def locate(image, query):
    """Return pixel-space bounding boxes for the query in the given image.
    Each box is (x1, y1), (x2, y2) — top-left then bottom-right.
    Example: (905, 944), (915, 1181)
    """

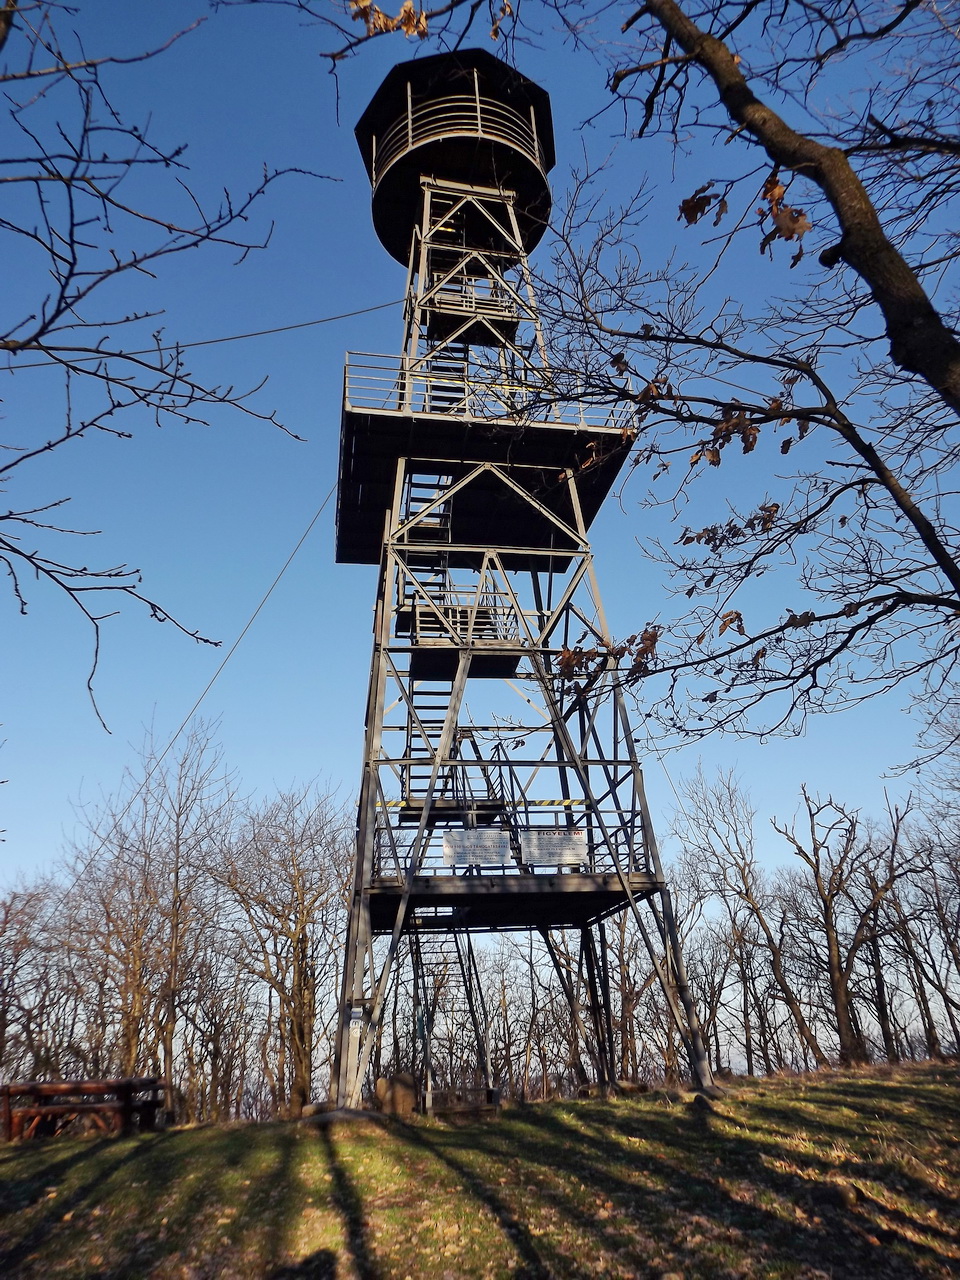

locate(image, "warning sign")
(519, 829), (586, 866)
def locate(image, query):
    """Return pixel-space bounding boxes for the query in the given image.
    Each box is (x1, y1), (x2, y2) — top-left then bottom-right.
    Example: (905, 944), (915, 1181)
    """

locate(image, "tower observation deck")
(334, 49), (712, 1110)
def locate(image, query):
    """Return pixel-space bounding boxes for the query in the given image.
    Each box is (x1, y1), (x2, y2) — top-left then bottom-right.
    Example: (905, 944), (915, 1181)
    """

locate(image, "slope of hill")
(0, 1062), (957, 1278)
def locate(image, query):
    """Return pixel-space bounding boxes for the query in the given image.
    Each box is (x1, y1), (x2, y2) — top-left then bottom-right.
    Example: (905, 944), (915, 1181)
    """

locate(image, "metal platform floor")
(369, 870), (662, 932)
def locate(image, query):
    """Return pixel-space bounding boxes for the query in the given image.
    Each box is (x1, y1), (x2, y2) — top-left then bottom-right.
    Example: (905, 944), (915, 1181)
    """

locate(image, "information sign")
(442, 830), (513, 866)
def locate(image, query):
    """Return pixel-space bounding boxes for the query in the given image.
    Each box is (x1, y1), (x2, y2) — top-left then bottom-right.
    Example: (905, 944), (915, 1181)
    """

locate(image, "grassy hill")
(0, 1061), (957, 1279)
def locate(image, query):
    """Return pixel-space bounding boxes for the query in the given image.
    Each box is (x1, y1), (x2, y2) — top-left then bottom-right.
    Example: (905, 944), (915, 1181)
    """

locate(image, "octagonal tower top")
(355, 48), (555, 264)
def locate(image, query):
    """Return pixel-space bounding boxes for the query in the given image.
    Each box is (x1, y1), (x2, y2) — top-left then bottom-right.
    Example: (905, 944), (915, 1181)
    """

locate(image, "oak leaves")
(759, 172), (812, 267)
(678, 171), (812, 267)
(350, 1), (428, 39)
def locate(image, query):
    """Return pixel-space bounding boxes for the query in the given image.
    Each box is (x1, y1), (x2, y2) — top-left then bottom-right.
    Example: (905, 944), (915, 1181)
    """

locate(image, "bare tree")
(884, 811), (960, 1055)
(773, 792), (919, 1065)
(2, 3), (311, 712)
(675, 769), (829, 1066)
(55, 724), (238, 1114)
(215, 788), (351, 1116)
(0, 884), (57, 1077)
(0, 730), (356, 1117)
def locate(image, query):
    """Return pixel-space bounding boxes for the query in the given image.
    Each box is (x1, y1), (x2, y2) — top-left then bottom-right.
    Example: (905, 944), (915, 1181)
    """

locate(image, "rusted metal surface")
(1, 1077), (162, 1141)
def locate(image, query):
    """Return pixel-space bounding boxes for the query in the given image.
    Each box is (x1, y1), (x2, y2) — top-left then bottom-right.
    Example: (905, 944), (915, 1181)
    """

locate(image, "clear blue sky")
(0, 2), (923, 883)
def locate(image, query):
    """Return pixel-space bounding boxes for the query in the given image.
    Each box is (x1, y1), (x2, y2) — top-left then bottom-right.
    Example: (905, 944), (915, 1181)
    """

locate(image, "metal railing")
(409, 594), (522, 645)
(372, 94), (546, 188)
(344, 352), (634, 434)
(426, 277), (521, 320)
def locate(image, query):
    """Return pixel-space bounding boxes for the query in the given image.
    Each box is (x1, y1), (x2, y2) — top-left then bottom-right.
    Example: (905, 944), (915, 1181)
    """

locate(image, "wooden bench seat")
(2, 1078), (162, 1141)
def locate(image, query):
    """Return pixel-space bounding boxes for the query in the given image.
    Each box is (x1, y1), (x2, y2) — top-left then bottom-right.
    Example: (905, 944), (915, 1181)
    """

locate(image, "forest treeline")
(1, 732), (957, 1119)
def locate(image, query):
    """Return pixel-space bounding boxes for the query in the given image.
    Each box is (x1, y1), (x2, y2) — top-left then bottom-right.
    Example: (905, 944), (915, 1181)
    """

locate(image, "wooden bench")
(425, 1086), (501, 1117)
(1, 1077), (162, 1142)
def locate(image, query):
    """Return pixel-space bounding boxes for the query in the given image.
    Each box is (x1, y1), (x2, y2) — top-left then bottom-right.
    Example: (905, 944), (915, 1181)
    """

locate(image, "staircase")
(404, 472), (453, 545)
(410, 930), (492, 1102)
(404, 679), (456, 807)
(426, 340), (469, 416)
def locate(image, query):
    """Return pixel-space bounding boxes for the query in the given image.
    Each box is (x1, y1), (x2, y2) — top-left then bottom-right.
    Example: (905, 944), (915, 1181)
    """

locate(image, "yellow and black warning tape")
(382, 797), (589, 807)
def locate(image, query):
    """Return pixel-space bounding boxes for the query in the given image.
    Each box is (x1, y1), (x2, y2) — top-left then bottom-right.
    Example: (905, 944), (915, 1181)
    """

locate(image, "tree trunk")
(739, 947), (754, 1077)
(869, 908), (898, 1063)
(826, 919), (867, 1066)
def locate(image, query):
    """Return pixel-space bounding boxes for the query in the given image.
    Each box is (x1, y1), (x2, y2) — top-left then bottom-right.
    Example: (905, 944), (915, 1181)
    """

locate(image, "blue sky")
(0, 3), (924, 883)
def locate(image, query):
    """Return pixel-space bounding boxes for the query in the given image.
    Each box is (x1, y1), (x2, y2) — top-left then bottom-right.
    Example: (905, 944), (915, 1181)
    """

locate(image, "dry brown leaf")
(759, 169), (813, 258)
(490, 1), (512, 39)
(678, 182), (717, 225)
(758, 502), (779, 531)
(351, 1), (427, 37)
(397, 0), (427, 36)
(772, 206), (812, 240)
(719, 610), (746, 636)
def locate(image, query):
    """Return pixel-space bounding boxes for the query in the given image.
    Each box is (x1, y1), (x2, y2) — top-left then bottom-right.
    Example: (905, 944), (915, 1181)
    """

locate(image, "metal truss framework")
(334, 173), (712, 1109)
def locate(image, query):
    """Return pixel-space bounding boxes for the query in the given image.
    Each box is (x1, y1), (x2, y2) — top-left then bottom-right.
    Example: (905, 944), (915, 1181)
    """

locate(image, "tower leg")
(582, 926), (614, 1094)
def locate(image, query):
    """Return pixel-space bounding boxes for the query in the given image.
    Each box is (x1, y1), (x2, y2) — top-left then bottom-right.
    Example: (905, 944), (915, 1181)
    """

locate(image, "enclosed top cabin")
(355, 48), (555, 265)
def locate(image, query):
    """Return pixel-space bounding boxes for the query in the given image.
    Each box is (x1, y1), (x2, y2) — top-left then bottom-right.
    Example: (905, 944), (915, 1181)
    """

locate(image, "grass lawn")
(0, 1061), (957, 1278)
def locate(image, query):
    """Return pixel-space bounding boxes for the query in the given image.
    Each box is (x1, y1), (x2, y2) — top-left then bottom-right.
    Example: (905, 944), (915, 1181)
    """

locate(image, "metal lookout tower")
(334, 49), (712, 1109)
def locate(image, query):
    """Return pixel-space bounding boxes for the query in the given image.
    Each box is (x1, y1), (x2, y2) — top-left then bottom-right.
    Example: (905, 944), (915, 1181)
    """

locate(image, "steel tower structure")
(334, 49), (712, 1109)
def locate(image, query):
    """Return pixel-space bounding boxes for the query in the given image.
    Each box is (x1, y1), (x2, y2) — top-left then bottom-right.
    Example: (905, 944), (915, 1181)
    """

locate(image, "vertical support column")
(334, 470), (404, 1108)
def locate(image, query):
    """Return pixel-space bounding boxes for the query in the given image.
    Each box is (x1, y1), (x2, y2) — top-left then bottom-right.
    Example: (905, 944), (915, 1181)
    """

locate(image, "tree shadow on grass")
(269, 1248), (338, 1278)
(0, 1136), (115, 1214)
(802, 1072), (960, 1125)
(383, 1096), (955, 1279)
(728, 1092), (960, 1217)
(316, 1124), (382, 1280)
(0, 1124), (313, 1279)
(393, 1117), (552, 1280)
(0, 1136), (172, 1274)
(500, 1100), (960, 1279)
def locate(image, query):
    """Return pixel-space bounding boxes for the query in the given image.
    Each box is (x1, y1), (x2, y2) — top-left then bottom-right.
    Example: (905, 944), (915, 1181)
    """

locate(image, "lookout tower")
(334, 49), (712, 1109)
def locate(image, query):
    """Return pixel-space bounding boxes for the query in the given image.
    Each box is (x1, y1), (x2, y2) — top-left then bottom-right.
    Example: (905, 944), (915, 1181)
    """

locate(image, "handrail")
(373, 93), (547, 187)
(411, 600), (522, 643)
(344, 352), (635, 435)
